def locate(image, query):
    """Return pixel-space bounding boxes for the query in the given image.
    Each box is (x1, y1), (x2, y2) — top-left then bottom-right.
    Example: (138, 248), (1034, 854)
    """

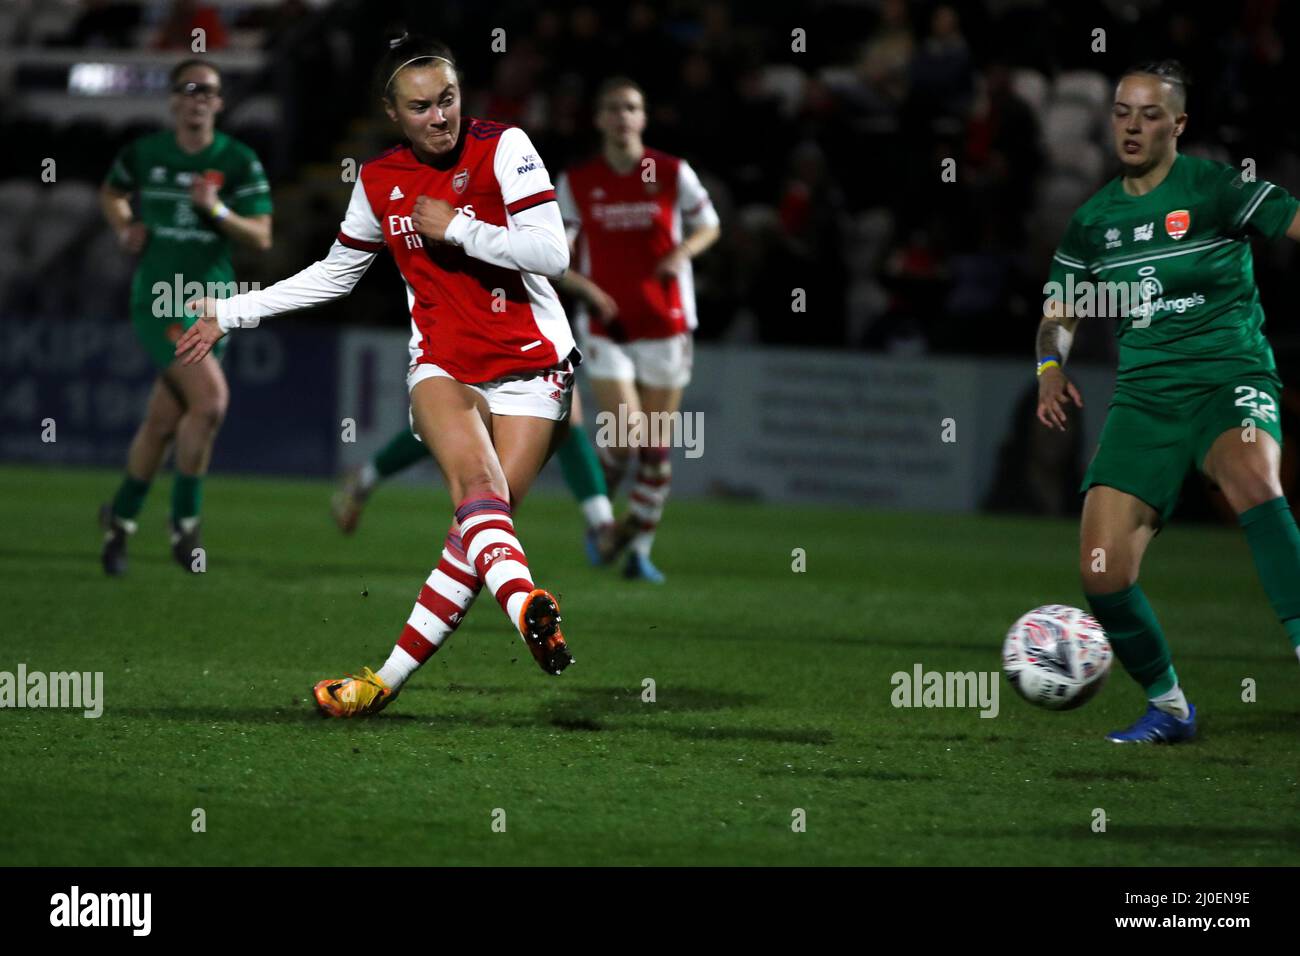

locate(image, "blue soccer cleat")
(585, 523), (615, 566)
(1106, 703), (1197, 744)
(622, 550), (665, 584)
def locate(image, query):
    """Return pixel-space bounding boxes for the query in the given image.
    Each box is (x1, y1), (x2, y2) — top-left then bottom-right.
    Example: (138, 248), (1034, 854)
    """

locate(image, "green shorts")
(130, 306), (228, 370)
(1080, 375), (1284, 524)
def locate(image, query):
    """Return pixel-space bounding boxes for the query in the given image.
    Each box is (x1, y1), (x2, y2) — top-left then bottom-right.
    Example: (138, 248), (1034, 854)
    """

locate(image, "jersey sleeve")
(104, 141), (136, 193)
(1046, 214), (1093, 308)
(213, 175), (381, 330)
(1219, 171), (1300, 240)
(336, 172), (385, 252)
(214, 240), (379, 330)
(494, 126), (558, 216)
(439, 125), (568, 276)
(226, 147), (273, 216)
(555, 171), (581, 244)
(677, 160), (720, 230)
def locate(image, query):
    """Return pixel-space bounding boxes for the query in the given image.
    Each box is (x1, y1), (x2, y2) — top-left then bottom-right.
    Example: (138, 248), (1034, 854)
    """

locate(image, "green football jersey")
(1048, 153), (1298, 399)
(105, 129), (272, 315)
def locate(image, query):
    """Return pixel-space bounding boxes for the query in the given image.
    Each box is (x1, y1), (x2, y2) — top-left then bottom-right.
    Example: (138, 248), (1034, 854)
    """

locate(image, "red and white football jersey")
(340, 118), (575, 384)
(557, 149), (717, 342)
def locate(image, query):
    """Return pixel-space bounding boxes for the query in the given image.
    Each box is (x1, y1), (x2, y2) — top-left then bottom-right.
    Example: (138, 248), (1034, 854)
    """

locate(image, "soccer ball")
(1003, 605), (1112, 710)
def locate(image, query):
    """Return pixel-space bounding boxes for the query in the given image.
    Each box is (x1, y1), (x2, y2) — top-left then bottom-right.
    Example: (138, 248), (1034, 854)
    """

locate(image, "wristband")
(209, 201), (231, 221)
(1036, 357), (1061, 377)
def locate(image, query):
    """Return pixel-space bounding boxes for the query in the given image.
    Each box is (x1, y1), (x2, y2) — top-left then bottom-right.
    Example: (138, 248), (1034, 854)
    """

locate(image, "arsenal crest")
(453, 168), (469, 194)
(1164, 209), (1190, 240)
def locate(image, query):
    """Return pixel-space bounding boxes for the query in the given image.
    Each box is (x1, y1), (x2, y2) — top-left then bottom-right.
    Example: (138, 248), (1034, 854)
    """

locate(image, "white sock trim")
(377, 645), (421, 691)
(1150, 684), (1190, 720)
(581, 495), (614, 529)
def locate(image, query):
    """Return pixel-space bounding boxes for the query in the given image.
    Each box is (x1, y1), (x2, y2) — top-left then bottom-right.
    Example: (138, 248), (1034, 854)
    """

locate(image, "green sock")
(171, 472), (203, 523)
(556, 425), (608, 502)
(1239, 497), (1300, 650)
(111, 475), (151, 520)
(374, 428), (428, 479)
(1085, 584), (1178, 696)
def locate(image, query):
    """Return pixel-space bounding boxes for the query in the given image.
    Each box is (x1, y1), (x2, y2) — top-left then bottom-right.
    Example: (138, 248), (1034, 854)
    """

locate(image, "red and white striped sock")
(599, 445), (631, 497)
(628, 446), (671, 556)
(456, 494), (535, 633)
(377, 525), (481, 690)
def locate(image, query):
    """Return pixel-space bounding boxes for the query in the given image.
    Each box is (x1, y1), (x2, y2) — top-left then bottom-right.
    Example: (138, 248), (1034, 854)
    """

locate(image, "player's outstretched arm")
(1035, 299), (1084, 432)
(195, 237), (379, 339)
(188, 175), (384, 342)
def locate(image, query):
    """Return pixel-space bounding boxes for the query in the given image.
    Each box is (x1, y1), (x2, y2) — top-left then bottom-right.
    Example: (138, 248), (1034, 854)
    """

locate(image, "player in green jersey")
(98, 59), (273, 576)
(1037, 60), (1300, 743)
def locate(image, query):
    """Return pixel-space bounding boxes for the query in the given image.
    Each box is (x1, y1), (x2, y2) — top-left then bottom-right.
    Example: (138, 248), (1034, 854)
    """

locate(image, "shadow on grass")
(105, 705), (421, 725)
(758, 766), (939, 782)
(1050, 767), (1160, 783)
(1204, 711), (1300, 735)
(105, 682), (837, 747)
(536, 685), (837, 744)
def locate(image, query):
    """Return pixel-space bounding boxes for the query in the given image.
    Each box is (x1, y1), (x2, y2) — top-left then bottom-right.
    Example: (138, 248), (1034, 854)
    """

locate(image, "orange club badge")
(1165, 209), (1190, 239)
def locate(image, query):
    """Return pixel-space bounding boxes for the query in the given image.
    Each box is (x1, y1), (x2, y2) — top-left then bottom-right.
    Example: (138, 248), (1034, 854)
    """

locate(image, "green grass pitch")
(1, 464), (1297, 866)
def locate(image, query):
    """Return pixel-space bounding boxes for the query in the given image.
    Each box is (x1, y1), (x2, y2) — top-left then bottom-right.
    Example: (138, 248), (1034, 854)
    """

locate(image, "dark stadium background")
(2, 0), (1298, 521)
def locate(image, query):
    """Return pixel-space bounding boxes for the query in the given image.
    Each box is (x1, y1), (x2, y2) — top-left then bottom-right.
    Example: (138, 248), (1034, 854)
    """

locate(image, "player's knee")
(142, 414), (175, 444)
(1219, 465), (1282, 511)
(453, 468), (506, 503)
(195, 399), (227, 433)
(1079, 546), (1136, 592)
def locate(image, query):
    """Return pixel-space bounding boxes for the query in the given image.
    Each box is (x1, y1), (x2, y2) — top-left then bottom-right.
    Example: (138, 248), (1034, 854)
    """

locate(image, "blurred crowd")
(1, 0), (1298, 359)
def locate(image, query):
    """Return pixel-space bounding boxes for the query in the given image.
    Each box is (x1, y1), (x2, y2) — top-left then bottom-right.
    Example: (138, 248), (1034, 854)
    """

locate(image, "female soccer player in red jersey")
(177, 34), (577, 716)
(555, 77), (721, 582)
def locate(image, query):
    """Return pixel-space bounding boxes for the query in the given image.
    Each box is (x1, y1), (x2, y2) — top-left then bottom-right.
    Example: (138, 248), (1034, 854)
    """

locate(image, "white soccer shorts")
(584, 333), (693, 389)
(407, 360), (575, 434)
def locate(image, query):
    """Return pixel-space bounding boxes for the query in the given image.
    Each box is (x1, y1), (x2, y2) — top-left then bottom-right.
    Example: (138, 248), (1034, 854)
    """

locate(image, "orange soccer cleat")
(312, 666), (395, 717)
(518, 589), (573, 676)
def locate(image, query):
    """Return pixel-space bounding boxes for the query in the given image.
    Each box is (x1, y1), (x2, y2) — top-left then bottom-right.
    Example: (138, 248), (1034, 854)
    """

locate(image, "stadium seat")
(1010, 68), (1050, 113)
(1042, 102), (1105, 178)
(760, 64), (808, 119)
(0, 178), (41, 220)
(1039, 171), (1093, 214)
(1054, 70), (1111, 109)
(0, 3), (20, 47)
(27, 3), (80, 45)
(1052, 139), (1105, 183)
(227, 94), (281, 128)
(1043, 101), (1097, 145)
(29, 182), (99, 274)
